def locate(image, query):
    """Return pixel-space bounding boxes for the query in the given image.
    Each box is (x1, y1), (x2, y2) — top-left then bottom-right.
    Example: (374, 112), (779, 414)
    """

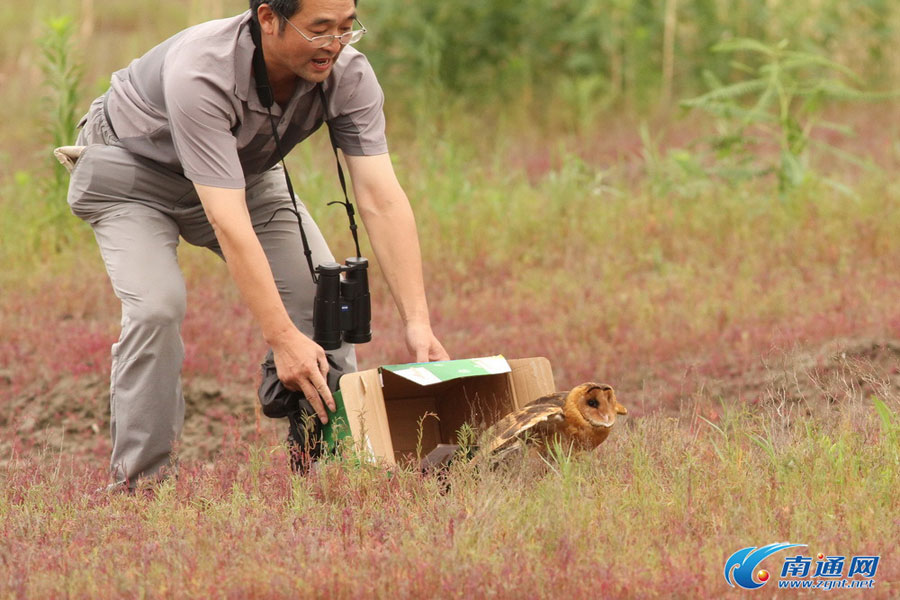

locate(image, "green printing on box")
(380, 355), (511, 385)
(321, 389), (353, 451)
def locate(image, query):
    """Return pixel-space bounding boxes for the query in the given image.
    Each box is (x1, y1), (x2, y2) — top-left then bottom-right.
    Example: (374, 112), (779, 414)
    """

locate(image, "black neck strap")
(317, 85), (363, 259)
(249, 17), (362, 282)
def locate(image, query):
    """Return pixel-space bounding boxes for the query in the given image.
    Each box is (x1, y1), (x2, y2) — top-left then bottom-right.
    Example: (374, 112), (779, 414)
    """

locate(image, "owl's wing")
(475, 392), (568, 459)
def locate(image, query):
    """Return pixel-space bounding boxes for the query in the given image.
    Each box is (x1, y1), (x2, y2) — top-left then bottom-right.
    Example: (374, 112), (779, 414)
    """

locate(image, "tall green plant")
(681, 38), (892, 191)
(37, 15), (83, 251)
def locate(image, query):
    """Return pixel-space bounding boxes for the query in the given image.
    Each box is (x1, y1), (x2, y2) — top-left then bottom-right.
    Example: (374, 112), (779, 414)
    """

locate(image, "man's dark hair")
(250, 0), (303, 31)
(249, 0), (359, 23)
(250, 0), (301, 21)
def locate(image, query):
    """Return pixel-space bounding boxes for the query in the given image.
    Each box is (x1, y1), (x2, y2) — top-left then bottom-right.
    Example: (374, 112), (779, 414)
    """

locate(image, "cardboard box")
(323, 356), (555, 465)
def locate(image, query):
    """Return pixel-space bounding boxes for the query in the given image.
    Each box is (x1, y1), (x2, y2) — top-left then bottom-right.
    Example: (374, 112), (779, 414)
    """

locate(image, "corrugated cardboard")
(323, 356), (555, 465)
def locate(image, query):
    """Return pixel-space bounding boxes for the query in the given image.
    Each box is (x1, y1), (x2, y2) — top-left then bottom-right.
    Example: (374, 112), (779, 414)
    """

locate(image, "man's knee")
(122, 284), (187, 328)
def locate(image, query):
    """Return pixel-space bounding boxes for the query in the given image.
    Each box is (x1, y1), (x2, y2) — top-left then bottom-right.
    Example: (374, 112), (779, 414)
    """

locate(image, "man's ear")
(256, 3), (280, 36)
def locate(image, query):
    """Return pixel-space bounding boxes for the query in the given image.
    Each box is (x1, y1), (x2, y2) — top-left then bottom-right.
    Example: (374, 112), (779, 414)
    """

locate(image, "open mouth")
(588, 418), (614, 429)
(310, 57), (332, 71)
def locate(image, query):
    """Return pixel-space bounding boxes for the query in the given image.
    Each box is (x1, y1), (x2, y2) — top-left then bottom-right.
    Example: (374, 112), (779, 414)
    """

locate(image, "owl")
(474, 383), (626, 464)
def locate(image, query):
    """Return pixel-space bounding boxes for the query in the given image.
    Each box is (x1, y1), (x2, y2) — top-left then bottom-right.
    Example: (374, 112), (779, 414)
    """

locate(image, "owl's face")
(574, 383), (626, 429)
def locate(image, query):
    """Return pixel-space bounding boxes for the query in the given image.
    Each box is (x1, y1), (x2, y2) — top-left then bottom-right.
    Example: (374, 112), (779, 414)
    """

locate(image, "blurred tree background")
(363, 0), (897, 116)
(2, 0), (898, 258)
(2, 0), (898, 145)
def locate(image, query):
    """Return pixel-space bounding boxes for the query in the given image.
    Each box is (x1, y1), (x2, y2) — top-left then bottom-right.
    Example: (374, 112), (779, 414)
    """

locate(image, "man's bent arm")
(193, 183), (335, 422)
(343, 154), (449, 362)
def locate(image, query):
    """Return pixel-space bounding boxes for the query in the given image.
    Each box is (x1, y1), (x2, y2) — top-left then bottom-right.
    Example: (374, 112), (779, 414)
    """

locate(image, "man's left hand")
(405, 321), (450, 363)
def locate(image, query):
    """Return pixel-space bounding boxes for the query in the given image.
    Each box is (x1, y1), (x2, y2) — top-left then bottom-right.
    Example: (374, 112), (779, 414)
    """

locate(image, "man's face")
(267, 0), (357, 83)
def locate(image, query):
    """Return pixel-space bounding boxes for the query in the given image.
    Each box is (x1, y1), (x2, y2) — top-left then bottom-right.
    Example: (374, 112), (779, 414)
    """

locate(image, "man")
(67, 0), (449, 489)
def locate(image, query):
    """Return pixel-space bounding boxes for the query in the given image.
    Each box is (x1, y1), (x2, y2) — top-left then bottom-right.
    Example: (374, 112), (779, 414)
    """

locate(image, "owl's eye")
(587, 398), (599, 408)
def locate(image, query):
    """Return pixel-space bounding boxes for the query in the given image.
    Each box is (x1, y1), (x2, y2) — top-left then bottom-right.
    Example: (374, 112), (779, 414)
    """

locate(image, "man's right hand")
(272, 329), (335, 424)
(194, 183), (336, 424)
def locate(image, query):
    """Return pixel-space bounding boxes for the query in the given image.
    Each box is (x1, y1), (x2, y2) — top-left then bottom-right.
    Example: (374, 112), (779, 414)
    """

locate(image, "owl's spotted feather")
(475, 383), (626, 463)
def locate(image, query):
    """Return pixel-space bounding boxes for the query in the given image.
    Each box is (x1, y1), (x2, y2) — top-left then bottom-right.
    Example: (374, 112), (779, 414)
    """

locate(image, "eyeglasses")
(278, 12), (367, 49)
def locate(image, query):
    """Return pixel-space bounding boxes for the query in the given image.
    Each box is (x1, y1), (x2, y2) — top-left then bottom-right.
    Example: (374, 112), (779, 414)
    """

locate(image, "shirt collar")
(235, 11), (317, 115)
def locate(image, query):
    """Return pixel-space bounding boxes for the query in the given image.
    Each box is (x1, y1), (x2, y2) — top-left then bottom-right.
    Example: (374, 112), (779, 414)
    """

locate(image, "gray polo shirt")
(106, 10), (387, 189)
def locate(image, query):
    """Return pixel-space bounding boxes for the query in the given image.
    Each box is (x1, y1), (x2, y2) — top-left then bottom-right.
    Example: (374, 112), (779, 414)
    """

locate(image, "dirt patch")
(1, 373), (286, 466)
(3, 337), (899, 463)
(702, 338), (900, 407)
(581, 337), (900, 420)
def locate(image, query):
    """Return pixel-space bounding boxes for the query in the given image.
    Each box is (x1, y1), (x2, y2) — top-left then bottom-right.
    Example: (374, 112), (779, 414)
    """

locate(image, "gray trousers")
(68, 96), (356, 486)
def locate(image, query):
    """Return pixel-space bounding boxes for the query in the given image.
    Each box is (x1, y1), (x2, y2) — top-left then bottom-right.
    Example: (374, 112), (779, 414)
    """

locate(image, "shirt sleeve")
(163, 41), (245, 189)
(327, 51), (389, 156)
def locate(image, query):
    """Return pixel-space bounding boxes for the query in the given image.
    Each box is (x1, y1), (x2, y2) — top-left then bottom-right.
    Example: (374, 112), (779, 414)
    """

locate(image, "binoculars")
(313, 257), (372, 350)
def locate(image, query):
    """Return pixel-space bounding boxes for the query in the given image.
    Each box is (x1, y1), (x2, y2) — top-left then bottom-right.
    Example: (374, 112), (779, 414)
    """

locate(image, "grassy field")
(2, 0), (900, 597)
(2, 392), (898, 598)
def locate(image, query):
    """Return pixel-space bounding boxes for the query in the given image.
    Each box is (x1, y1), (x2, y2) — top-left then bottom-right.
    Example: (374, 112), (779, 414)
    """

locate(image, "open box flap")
(379, 355), (511, 387)
(507, 357), (555, 407)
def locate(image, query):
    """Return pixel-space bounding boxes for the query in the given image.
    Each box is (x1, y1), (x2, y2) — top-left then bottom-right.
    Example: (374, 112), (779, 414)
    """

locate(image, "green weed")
(37, 15), (84, 249)
(682, 37), (896, 191)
